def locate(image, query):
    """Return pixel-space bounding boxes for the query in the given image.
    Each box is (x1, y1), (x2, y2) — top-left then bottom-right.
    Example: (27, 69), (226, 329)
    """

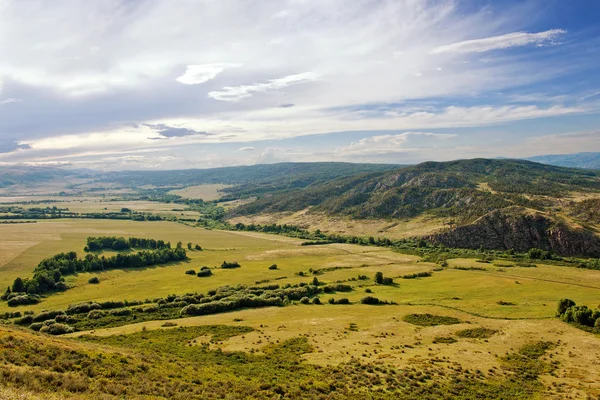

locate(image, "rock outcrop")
(427, 207), (600, 257)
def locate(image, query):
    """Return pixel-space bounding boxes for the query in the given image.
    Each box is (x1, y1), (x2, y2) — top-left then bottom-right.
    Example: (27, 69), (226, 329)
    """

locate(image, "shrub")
(33, 310), (65, 323)
(67, 302), (101, 315)
(360, 296), (382, 305)
(382, 277), (394, 285)
(40, 323), (74, 335)
(221, 261), (240, 269)
(98, 300), (125, 309)
(194, 244), (202, 251)
(336, 298), (350, 305)
(402, 314), (462, 326)
(365, 288), (372, 293)
(162, 321), (178, 327)
(312, 297), (321, 305)
(29, 322), (44, 331)
(433, 336), (457, 344)
(15, 315), (34, 325)
(7, 294), (40, 307)
(328, 298), (335, 304)
(456, 327), (497, 339)
(109, 308), (132, 316)
(269, 264), (278, 270)
(197, 269), (213, 277)
(300, 297), (310, 304)
(88, 277), (100, 284)
(402, 272), (432, 279)
(87, 310), (106, 319)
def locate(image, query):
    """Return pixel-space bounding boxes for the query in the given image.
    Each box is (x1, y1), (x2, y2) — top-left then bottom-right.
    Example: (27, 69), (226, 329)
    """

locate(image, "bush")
(328, 298), (335, 304)
(67, 302), (101, 315)
(433, 336), (457, 344)
(382, 277), (394, 285)
(33, 310), (65, 323)
(402, 313), (462, 326)
(197, 269), (213, 277)
(269, 264), (278, 270)
(87, 310), (106, 319)
(15, 315), (34, 325)
(194, 244), (202, 251)
(221, 261), (241, 269)
(29, 322), (44, 331)
(300, 297), (310, 304)
(185, 270), (196, 275)
(40, 323), (74, 335)
(365, 288), (372, 293)
(312, 297), (321, 305)
(402, 272), (432, 279)
(109, 308), (132, 316)
(88, 277), (100, 284)
(456, 327), (497, 339)
(7, 294), (40, 307)
(360, 296), (382, 305)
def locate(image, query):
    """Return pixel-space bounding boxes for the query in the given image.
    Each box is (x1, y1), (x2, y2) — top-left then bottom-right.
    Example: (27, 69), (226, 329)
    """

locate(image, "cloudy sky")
(1, 0), (599, 170)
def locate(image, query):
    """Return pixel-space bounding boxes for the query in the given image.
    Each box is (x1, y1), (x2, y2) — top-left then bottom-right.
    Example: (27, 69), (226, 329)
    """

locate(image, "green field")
(1, 217), (600, 398)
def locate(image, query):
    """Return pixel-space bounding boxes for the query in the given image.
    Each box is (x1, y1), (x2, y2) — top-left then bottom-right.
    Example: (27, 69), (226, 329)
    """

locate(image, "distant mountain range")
(526, 152), (600, 170)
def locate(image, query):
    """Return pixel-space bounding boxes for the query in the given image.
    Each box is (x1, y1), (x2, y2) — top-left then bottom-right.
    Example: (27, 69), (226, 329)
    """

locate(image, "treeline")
(85, 236), (171, 251)
(556, 299), (600, 331)
(5, 247), (187, 304)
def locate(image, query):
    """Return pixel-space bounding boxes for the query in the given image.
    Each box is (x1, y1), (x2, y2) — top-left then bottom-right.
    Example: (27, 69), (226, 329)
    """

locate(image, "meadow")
(1, 215), (600, 398)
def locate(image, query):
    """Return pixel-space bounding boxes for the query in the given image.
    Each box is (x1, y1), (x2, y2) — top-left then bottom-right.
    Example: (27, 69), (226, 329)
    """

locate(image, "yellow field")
(168, 184), (231, 200)
(1, 216), (599, 398)
(228, 209), (448, 239)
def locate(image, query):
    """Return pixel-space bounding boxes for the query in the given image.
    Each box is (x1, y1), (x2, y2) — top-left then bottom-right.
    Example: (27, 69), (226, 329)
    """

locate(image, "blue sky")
(0, 0), (599, 169)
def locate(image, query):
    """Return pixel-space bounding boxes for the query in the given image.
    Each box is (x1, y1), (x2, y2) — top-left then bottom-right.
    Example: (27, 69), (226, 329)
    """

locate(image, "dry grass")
(168, 184), (230, 200)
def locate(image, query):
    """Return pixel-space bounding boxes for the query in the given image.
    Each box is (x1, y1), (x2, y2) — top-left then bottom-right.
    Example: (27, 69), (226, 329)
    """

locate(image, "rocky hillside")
(427, 207), (600, 257)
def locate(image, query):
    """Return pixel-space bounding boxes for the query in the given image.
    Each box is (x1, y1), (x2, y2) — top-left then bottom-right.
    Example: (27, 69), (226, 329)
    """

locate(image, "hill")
(227, 159), (600, 256)
(527, 152), (600, 170)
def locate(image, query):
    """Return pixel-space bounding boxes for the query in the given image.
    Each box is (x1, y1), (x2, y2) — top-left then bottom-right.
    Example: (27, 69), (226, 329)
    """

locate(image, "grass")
(168, 184), (230, 200)
(2, 212), (600, 397)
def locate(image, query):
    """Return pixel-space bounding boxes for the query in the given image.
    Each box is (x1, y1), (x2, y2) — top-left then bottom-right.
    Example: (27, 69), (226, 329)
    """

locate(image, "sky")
(1, 0), (600, 170)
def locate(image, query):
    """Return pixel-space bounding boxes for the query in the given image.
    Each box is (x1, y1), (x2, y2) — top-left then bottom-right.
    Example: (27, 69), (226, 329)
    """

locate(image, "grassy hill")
(227, 159), (600, 256)
(230, 159), (600, 221)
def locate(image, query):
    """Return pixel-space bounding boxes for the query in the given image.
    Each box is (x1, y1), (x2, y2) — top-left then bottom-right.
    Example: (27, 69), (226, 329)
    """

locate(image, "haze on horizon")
(1, 0), (599, 171)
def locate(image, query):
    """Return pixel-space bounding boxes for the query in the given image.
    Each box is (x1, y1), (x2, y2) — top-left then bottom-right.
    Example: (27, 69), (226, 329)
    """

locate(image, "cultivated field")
(168, 184), (231, 201)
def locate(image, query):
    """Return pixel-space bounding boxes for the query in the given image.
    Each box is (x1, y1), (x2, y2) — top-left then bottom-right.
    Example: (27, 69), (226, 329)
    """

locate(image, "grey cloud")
(144, 124), (211, 139)
(279, 103), (295, 108)
(0, 142), (31, 154)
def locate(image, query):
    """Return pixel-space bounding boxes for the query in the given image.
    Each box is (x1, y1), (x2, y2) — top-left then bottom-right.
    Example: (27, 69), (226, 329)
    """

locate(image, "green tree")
(187, 242), (193, 250)
(312, 277), (319, 286)
(374, 272), (384, 284)
(12, 277), (25, 293)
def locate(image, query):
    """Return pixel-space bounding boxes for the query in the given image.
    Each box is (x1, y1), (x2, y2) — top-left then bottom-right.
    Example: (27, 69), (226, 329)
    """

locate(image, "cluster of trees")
(221, 261), (241, 269)
(374, 272), (394, 285)
(557, 299), (600, 329)
(85, 236), (171, 251)
(7, 246), (187, 300)
(402, 272), (432, 279)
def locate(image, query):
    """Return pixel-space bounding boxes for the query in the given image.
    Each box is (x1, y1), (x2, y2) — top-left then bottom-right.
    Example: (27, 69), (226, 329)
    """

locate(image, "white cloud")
(176, 63), (242, 85)
(336, 132), (456, 156)
(208, 72), (319, 102)
(239, 146), (255, 151)
(0, 98), (21, 104)
(430, 29), (566, 54)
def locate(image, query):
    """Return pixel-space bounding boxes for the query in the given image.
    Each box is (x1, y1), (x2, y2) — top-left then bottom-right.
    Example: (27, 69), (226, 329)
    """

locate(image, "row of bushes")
(557, 299), (600, 329)
(402, 272), (433, 279)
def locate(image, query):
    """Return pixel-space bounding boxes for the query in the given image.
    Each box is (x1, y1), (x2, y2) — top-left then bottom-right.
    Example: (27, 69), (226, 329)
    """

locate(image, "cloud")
(144, 124), (211, 139)
(175, 63), (242, 85)
(336, 132), (457, 156)
(208, 72), (319, 102)
(279, 103), (295, 108)
(0, 98), (22, 105)
(0, 142), (31, 153)
(239, 147), (255, 151)
(430, 29), (566, 54)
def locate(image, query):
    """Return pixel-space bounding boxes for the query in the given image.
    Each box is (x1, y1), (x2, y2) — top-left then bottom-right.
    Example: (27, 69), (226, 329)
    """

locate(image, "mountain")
(99, 162), (402, 196)
(526, 152), (600, 170)
(230, 159), (600, 221)
(227, 159), (600, 256)
(0, 166), (96, 188)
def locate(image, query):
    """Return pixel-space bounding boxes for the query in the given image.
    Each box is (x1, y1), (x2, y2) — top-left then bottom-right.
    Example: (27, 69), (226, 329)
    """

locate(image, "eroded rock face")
(427, 208), (600, 257)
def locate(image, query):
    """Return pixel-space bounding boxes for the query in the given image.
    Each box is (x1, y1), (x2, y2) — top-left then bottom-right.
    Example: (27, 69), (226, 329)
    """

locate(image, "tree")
(312, 277), (320, 286)
(194, 244), (202, 251)
(374, 272), (384, 285)
(12, 277), (25, 293)
(187, 242), (192, 250)
(557, 298), (576, 316)
(176, 241), (183, 249)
